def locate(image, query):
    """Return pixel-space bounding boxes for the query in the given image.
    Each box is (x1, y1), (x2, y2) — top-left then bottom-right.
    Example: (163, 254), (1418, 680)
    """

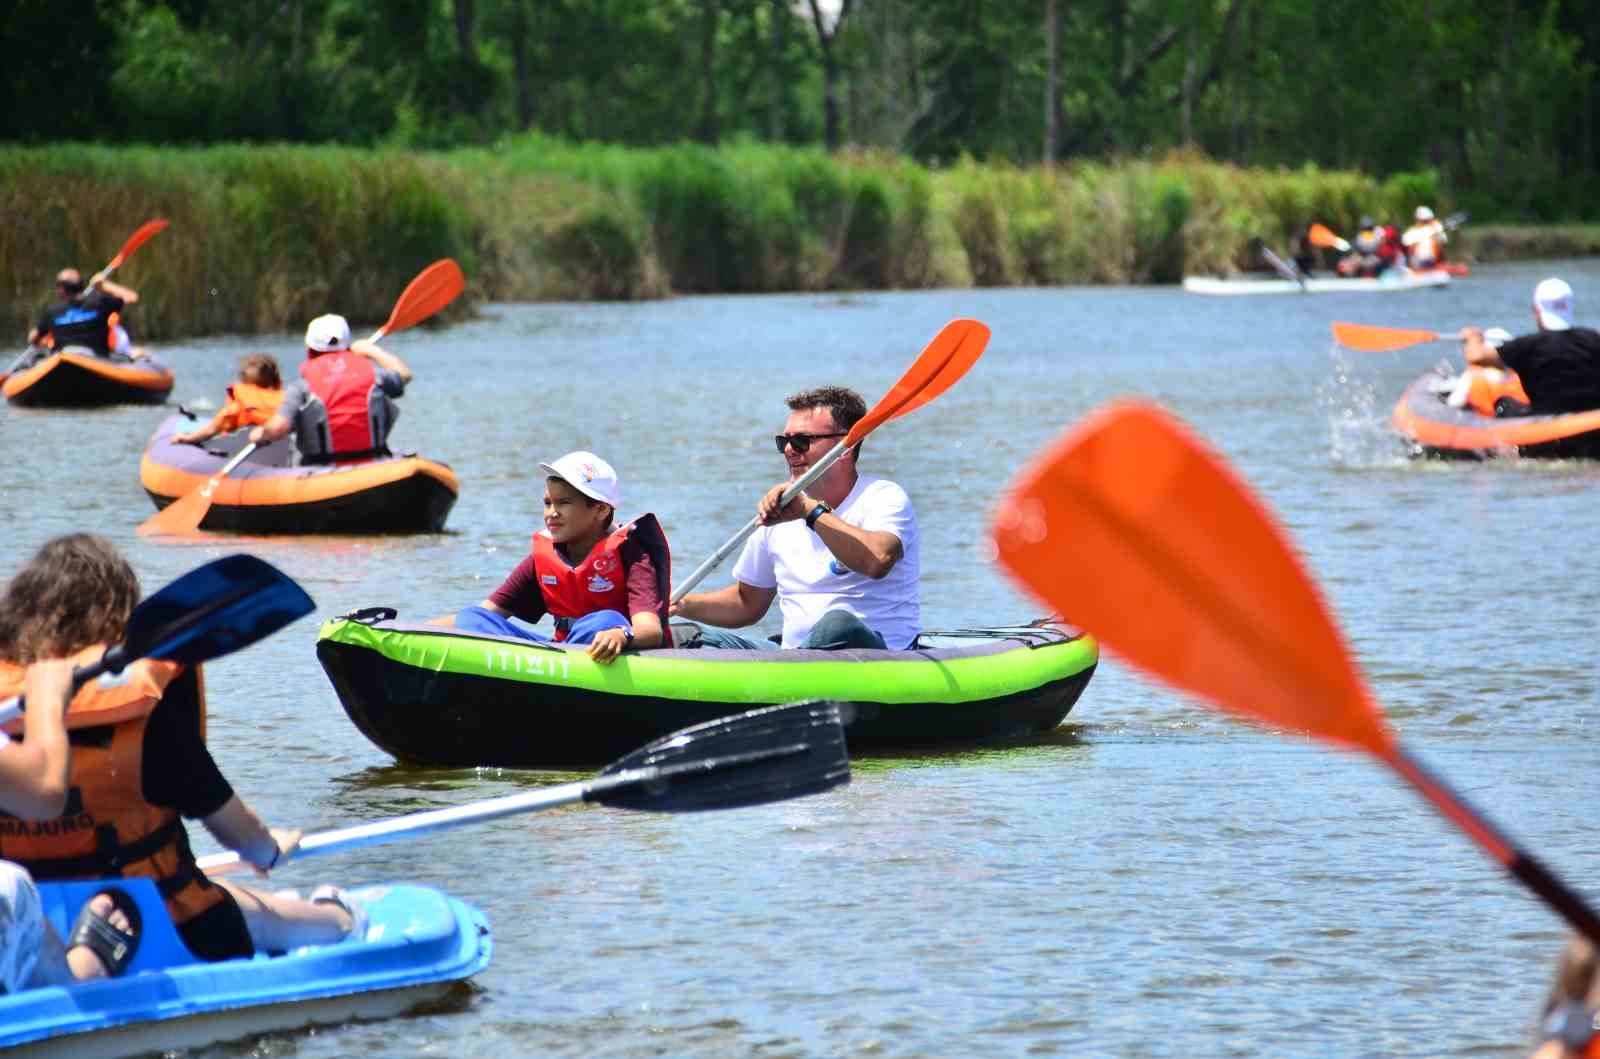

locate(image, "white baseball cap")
(1415, 206), (1435, 221)
(1533, 278), (1574, 331)
(1483, 327), (1512, 348)
(539, 451), (620, 508)
(305, 313), (352, 352)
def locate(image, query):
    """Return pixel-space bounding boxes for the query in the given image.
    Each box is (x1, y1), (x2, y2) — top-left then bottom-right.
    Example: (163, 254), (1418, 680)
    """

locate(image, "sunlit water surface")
(2, 259), (1598, 1057)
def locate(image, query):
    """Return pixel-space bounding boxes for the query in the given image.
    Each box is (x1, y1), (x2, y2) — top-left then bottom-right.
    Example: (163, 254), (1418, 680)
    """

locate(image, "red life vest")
(300, 351), (379, 457)
(0, 652), (227, 931)
(529, 514), (672, 643)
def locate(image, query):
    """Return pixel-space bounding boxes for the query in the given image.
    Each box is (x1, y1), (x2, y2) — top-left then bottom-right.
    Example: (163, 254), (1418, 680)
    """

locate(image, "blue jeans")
(689, 608), (888, 651)
(454, 605), (629, 645)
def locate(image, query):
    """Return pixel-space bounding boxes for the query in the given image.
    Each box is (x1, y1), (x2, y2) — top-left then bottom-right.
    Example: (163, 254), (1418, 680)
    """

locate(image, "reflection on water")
(2, 259), (1599, 1056)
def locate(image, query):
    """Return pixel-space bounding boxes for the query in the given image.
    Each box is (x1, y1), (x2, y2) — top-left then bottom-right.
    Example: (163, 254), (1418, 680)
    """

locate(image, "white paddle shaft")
(195, 777), (595, 872)
(669, 438), (849, 605)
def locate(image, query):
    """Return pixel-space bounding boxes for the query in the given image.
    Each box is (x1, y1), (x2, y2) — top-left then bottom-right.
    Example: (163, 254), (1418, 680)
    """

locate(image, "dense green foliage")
(2, 1), (1595, 222)
(3, 140), (1502, 339)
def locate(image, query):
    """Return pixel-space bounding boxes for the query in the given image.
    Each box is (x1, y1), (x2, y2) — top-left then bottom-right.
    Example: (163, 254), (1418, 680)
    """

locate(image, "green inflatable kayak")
(317, 611), (1098, 767)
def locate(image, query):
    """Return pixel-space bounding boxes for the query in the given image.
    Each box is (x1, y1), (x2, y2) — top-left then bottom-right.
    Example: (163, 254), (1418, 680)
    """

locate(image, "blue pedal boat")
(0, 878), (491, 1057)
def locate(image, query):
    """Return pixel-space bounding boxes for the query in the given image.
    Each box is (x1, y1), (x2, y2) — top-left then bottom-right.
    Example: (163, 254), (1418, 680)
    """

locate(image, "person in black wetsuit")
(1460, 278), (1600, 415)
(25, 269), (140, 357)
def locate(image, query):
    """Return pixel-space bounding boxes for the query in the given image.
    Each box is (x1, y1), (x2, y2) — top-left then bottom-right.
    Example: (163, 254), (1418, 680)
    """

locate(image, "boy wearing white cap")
(447, 451), (672, 663)
(248, 313), (413, 465)
(1461, 279), (1600, 414)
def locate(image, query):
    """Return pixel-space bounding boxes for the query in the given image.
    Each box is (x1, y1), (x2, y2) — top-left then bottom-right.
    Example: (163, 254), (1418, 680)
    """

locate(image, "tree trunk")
(768, 0), (784, 140)
(454, 0), (478, 65)
(1044, 0), (1062, 163)
(807, 0), (853, 150)
(697, 0), (720, 144)
(509, 0), (533, 130)
(1180, 25), (1194, 145)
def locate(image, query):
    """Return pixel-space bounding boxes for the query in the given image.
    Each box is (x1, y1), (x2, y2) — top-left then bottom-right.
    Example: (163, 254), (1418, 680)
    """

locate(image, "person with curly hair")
(0, 535), (367, 966)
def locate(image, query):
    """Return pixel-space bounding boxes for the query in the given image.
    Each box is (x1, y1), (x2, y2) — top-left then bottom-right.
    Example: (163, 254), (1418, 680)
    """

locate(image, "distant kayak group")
(1183, 205), (1468, 295)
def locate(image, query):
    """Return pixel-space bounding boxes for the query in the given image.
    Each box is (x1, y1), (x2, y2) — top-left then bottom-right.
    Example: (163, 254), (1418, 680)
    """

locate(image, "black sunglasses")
(774, 432), (846, 454)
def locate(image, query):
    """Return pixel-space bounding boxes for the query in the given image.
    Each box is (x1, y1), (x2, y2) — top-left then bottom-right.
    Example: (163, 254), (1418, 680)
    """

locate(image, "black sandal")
(68, 888), (142, 978)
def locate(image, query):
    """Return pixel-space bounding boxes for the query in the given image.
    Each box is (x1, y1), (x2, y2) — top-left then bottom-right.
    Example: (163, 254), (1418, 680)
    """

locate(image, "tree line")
(4, 0), (1596, 220)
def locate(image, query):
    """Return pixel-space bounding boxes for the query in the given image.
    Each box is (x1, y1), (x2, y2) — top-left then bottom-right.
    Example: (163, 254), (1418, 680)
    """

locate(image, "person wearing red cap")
(248, 313), (412, 464)
(440, 451), (671, 664)
(1460, 279), (1600, 414)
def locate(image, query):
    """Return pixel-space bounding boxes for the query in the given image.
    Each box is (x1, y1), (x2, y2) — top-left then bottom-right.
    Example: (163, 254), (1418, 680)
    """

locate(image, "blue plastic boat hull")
(0, 877), (491, 1056)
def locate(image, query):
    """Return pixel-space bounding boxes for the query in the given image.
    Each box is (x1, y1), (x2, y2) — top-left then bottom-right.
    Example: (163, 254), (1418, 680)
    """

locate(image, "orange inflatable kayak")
(4, 347), (174, 407)
(1392, 372), (1600, 459)
(140, 413), (459, 534)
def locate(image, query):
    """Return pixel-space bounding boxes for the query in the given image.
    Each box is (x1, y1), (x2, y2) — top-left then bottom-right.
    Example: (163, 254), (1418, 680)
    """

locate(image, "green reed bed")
(2, 140), (1475, 340)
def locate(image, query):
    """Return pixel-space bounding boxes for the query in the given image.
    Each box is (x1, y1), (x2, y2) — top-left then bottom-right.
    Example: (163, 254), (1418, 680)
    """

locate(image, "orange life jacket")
(529, 514), (672, 643)
(300, 351), (381, 458)
(0, 651), (226, 929)
(1462, 367), (1531, 417)
(212, 381), (282, 434)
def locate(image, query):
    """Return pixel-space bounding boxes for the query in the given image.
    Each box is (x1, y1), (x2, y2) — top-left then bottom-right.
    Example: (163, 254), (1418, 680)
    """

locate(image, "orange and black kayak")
(1392, 371), (1600, 459)
(4, 347), (174, 407)
(140, 414), (459, 534)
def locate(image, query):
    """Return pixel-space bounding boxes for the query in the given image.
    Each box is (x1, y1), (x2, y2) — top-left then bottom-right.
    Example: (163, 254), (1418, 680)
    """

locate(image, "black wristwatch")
(804, 501), (833, 530)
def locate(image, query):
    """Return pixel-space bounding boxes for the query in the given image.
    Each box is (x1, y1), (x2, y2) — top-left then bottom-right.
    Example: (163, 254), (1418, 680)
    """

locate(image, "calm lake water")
(2, 259), (1599, 1057)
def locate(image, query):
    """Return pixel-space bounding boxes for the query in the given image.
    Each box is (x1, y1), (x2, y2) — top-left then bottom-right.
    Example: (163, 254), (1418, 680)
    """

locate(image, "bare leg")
(212, 878), (350, 952)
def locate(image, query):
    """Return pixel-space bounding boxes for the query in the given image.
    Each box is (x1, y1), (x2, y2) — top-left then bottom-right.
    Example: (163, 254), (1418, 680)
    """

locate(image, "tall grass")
(1, 140), (1492, 340)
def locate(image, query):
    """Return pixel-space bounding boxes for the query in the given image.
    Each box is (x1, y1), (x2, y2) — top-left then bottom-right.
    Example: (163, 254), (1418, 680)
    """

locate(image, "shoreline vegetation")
(6, 140), (1597, 341)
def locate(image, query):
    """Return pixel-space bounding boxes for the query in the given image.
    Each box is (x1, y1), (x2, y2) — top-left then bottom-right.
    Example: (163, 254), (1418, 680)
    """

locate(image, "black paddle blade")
(590, 701), (850, 813)
(103, 555), (315, 673)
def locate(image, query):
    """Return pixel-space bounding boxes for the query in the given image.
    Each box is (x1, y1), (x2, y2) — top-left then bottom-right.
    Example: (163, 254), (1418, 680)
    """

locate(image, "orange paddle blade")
(990, 400), (1394, 756)
(1307, 223), (1349, 252)
(375, 259), (465, 339)
(108, 219), (170, 270)
(844, 319), (988, 447)
(890, 320), (990, 421)
(1330, 321), (1444, 352)
(136, 483), (216, 537)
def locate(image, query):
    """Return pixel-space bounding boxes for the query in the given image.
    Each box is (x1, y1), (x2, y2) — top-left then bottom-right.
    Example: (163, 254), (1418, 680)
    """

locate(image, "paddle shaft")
(87, 220), (168, 294)
(1260, 245), (1306, 290)
(195, 742), (806, 873)
(669, 440), (849, 605)
(205, 443), (258, 492)
(1390, 746), (1600, 945)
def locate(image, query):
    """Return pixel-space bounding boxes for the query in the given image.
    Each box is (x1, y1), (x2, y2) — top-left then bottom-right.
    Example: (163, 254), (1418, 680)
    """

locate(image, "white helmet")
(1414, 206), (1435, 222)
(305, 313), (351, 353)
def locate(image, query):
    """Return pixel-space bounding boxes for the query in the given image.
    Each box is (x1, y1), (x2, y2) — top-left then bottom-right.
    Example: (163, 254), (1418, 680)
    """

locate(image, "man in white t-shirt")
(673, 386), (920, 650)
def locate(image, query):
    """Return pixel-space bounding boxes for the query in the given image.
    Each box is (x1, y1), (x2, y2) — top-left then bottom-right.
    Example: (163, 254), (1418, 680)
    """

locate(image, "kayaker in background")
(1529, 936), (1600, 1058)
(0, 534), (368, 965)
(25, 268), (140, 358)
(437, 451), (671, 662)
(1337, 217), (1402, 277)
(0, 660), (144, 990)
(174, 354), (284, 445)
(248, 313), (411, 465)
(1292, 225), (1320, 277)
(1403, 206), (1448, 270)
(673, 385), (920, 651)
(1461, 278), (1600, 414)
